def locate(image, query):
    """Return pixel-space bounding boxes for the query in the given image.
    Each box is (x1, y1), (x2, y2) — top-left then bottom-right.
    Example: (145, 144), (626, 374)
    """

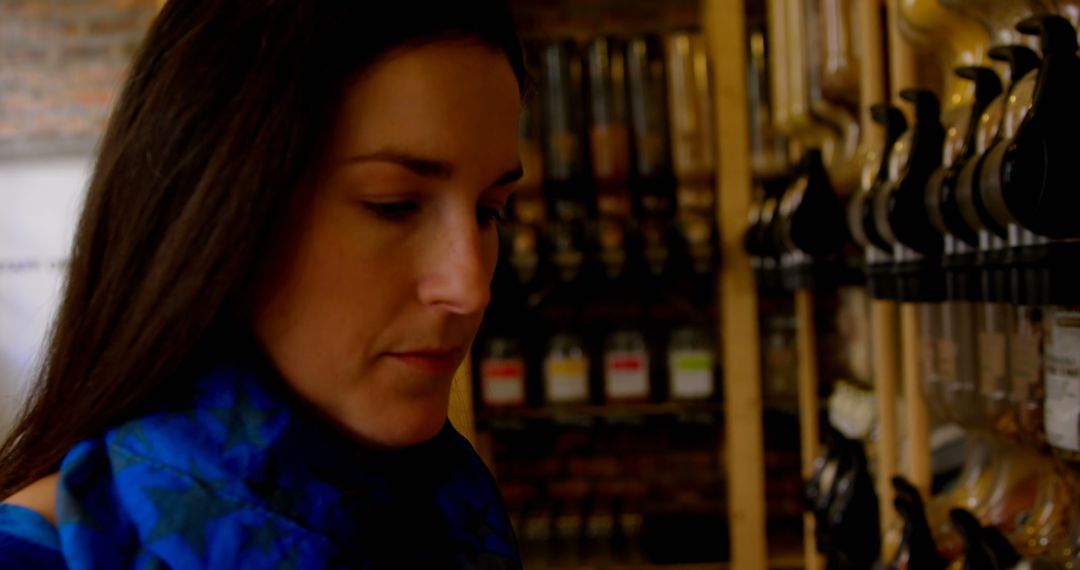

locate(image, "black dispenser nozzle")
(987, 45), (1040, 83)
(900, 88), (941, 122)
(891, 477), (948, 570)
(993, 15), (1080, 238)
(1017, 14), (1079, 56)
(888, 89), (945, 257)
(870, 103), (909, 182)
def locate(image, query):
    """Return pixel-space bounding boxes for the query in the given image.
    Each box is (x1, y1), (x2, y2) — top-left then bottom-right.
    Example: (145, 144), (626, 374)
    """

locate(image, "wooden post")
(703, 0), (768, 568)
(795, 290), (825, 570)
(871, 300), (900, 537)
(901, 304), (932, 495)
(856, 0), (886, 150)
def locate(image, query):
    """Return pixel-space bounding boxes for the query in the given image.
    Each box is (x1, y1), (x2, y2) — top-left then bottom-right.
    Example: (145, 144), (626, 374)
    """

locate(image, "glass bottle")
(664, 30), (715, 186)
(586, 37), (632, 219)
(1008, 265), (1073, 559)
(627, 35), (672, 189)
(847, 105), (914, 444)
(954, 46), (1040, 436)
(930, 73), (1039, 549)
(627, 34), (676, 225)
(665, 30), (716, 272)
(1034, 246), (1080, 570)
(667, 326), (715, 401)
(979, 45), (1041, 447)
(950, 51), (1047, 545)
(761, 308), (799, 409)
(603, 329), (650, 404)
(805, 0), (861, 195)
(544, 333), (590, 406)
(479, 337), (528, 410)
(537, 40), (590, 312)
(925, 65), (1000, 431)
(539, 40), (590, 224)
(1044, 304), (1080, 463)
(976, 16), (1080, 560)
(1034, 298), (1080, 565)
(818, 0), (859, 108)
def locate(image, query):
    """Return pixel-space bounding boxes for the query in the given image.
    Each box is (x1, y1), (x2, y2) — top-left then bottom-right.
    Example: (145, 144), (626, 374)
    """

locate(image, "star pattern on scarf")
(142, 484), (240, 556)
(205, 393), (281, 453)
(239, 522), (279, 555)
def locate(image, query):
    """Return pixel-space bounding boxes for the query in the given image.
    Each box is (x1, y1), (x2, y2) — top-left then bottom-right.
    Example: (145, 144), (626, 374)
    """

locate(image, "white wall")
(0, 155), (91, 436)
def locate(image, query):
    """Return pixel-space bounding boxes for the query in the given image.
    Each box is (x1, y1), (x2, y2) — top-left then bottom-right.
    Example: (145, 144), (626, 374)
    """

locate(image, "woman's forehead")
(327, 41), (521, 177)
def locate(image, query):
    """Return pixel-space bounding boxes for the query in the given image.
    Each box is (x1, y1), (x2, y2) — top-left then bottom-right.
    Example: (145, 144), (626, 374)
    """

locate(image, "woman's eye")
(363, 201), (419, 221)
(477, 205), (508, 227)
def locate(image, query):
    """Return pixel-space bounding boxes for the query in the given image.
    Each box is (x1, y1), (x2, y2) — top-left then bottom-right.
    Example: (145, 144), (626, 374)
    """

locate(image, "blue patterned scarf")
(49, 351), (520, 569)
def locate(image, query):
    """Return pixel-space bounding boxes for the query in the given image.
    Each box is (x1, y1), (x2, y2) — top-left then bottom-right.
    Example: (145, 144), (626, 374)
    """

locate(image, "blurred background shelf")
(478, 401), (726, 424)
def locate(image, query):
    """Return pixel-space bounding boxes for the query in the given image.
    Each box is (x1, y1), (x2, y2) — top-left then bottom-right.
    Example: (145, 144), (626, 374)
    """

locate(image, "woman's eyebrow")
(344, 149), (454, 179)
(344, 148), (523, 188)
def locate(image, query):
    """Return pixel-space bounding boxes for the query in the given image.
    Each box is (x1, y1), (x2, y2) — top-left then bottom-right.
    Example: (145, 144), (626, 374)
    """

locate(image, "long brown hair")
(0, 0), (526, 496)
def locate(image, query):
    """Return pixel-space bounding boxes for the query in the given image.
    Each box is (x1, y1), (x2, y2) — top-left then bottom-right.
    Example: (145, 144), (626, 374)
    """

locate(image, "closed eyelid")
(359, 200), (419, 221)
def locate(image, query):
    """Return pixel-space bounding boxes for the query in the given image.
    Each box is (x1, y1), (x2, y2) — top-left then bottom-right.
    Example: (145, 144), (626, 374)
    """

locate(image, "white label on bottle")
(669, 349), (713, 399)
(544, 356), (589, 403)
(605, 351), (649, 400)
(480, 358), (525, 406)
(1045, 309), (1080, 453)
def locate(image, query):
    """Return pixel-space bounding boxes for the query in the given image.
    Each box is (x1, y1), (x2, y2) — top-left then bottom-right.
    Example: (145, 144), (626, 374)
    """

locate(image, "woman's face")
(253, 40), (521, 449)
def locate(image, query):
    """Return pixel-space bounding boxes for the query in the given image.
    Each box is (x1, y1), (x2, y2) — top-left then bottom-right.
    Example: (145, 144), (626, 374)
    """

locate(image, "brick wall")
(0, 0), (157, 158)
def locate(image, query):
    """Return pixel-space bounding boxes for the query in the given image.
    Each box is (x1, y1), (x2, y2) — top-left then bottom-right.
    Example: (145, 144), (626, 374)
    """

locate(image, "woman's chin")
(383, 410), (448, 448)
(342, 394), (450, 450)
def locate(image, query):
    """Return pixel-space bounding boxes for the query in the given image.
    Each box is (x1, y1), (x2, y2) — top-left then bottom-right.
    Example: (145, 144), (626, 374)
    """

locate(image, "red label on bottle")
(482, 358), (526, 407)
(483, 361), (525, 378)
(608, 356), (644, 371)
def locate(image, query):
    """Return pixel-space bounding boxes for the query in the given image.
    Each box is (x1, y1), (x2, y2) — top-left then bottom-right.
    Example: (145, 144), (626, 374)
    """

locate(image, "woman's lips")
(387, 349), (462, 375)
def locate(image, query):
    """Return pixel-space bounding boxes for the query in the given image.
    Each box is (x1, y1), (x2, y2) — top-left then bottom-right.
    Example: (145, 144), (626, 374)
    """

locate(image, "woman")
(0, 0), (526, 567)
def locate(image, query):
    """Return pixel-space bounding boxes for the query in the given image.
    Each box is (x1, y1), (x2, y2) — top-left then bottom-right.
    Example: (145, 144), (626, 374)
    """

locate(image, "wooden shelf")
(477, 401), (725, 425)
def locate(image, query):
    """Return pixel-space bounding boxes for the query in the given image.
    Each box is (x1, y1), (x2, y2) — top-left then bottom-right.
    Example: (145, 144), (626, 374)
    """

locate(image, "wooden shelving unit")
(702, 0), (768, 568)
(450, 0), (780, 568)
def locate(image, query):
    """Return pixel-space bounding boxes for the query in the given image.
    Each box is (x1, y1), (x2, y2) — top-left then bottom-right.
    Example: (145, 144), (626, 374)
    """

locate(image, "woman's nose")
(416, 214), (492, 315)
